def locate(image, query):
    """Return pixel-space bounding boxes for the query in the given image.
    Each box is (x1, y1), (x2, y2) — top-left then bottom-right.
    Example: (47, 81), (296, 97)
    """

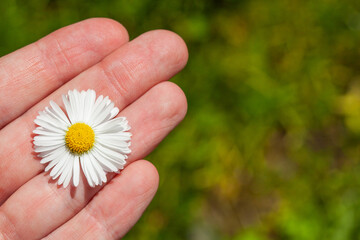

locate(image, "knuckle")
(100, 60), (132, 98)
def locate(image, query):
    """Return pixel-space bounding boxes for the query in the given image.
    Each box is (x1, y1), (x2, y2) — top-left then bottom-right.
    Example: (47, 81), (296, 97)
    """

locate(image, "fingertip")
(77, 18), (129, 51)
(152, 81), (188, 124)
(84, 18), (130, 43)
(124, 160), (159, 197)
(139, 29), (189, 73)
(121, 81), (188, 161)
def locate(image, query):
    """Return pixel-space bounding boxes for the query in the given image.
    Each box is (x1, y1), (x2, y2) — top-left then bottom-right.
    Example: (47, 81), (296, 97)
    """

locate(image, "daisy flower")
(33, 89), (131, 188)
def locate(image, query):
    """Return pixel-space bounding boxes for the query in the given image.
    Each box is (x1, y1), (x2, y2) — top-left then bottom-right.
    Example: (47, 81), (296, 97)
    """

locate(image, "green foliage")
(2, 0), (360, 239)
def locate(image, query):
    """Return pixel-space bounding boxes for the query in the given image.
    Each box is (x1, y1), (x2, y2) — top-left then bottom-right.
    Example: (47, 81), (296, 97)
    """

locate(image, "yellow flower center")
(65, 123), (95, 154)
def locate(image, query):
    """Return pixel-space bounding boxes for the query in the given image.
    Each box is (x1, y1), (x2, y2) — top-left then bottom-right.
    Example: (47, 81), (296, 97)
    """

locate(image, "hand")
(0, 18), (188, 239)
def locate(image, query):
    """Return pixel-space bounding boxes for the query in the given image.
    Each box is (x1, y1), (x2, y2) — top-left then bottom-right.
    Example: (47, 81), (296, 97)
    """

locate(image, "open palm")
(0, 18), (188, 239)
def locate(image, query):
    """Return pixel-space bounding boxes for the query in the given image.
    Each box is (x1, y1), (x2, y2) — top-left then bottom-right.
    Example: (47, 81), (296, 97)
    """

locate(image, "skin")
(0, 18), (188, 239)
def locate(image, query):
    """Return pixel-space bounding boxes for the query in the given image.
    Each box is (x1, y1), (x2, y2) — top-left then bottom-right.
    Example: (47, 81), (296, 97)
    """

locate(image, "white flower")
(33, 89), (131, 188)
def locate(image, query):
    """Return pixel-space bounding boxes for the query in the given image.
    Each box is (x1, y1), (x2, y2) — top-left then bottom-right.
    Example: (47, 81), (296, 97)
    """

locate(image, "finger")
(44, 160), (158, 240)
(0, 82), (187, 239)
(0, 18), (129, 128)
(0, 29), (188, 204)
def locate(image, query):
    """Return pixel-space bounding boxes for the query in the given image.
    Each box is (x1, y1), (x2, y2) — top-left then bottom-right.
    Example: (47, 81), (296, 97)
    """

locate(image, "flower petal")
(49, 101), (71, 125)
(58, 158), (72, 186)
(73, 156), (80, 187)
(34, 89), (132, 188)
(88, 152), (107, 184)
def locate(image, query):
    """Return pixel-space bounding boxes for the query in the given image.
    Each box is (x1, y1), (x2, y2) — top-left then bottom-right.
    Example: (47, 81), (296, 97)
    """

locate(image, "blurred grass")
(2, 0), (360, 239)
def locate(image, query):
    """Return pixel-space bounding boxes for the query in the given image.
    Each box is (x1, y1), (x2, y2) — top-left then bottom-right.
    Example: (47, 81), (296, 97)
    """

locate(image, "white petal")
(58, 159), (72, 186)
(96, 144), (127, 161)
(40, 146), (67, 164)
(34, 135), (65, 142)
(49, 101), (70, 125)
(33, 128), (59, 136)
(73, 156), (80, 187)
(85, 154), (99, 186)
(109, 107), (119, 119)
(96, 132), (132, 142)
(97, 136), (130, 148)
(63, 94), (75, 124)
(35, 144), (65, 153)
(80, 156), (92, 187)
(39, 108), (68, 127)
(87, 95), (104, 125)
(88, 152), (107, 184)
(81, 155), (96, 187)
(92, 95), (104, 113)
(91, 149), (118, 172)
(50, 152), (69, 178)
(68, 90), (79, 123)
(41, 108), (68, 131)
(53, 157), (69, 180)
(34, 139), (65, 147)
(91, 102), (114, 127)
(45, 153), (63, 172)
(63, 160), (74, 188)
(83, 90), (96, 123)
(37, 144), (65, 158)
(93, 118), (127, 134)
(34, 118), (66, 133)
(94, 145), (126, 166)
(89, 96), (108, 126)
(93, 146), (125, 168)
(96, 139), (131, 156)
(78, 90), (86, 121)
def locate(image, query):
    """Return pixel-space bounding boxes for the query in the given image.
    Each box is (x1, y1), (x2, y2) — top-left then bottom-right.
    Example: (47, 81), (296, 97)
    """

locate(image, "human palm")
(0, 18), (188, 239)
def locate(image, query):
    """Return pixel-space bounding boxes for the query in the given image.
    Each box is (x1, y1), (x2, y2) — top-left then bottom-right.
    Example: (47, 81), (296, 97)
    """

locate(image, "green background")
(2, 0), (360, 239)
